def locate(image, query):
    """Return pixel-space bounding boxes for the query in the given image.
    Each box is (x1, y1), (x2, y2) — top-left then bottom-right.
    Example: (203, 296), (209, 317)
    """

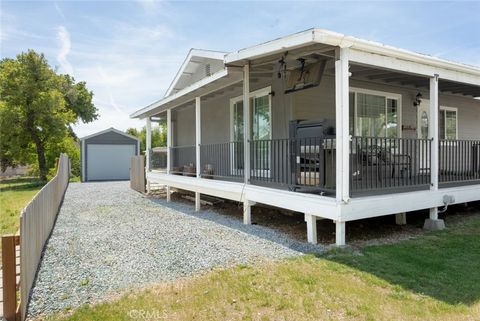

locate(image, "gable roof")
(164, 49), (227, 97)
(80, 127), (139, 141)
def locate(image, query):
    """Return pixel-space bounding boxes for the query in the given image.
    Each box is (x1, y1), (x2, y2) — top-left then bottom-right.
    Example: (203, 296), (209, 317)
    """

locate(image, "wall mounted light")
(413, 92), (422, 107)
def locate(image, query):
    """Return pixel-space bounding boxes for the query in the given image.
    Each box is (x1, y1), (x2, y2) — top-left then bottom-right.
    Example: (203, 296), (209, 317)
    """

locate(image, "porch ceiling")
(348, 64), (480, 98)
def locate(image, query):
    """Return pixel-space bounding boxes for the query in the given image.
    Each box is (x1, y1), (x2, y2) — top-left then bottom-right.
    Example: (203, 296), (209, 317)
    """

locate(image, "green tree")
(126, 120), (167, 153)
(0, 50), (97, 180)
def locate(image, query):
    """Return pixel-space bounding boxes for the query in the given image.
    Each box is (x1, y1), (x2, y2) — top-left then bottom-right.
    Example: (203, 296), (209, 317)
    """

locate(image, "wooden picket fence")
(1, 154), (70, 321)
(130, 155), (146, 193)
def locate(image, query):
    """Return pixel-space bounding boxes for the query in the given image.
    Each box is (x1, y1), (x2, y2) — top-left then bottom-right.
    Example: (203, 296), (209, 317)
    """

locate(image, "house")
(80, 128), (140, 182)
(131, 29), (480, 246)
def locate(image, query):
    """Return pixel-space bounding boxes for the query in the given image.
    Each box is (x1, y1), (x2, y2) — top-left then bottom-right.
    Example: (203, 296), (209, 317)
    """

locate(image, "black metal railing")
(149, 148), (168, 171)
(199, 142), (244, 181)
(350, 137), (432, 194)
(249, 138), (337, 195)
(439, 139), (480, 185)
(170, 145), (196, 176)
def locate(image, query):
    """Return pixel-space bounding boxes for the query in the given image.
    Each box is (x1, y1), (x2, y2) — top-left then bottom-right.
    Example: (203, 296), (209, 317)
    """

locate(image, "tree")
(126, 121), (167, 153)
(0, 50), (97, 180)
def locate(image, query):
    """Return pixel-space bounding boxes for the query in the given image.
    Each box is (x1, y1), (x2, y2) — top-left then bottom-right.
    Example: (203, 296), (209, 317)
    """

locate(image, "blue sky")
(1, 0), (479, 137)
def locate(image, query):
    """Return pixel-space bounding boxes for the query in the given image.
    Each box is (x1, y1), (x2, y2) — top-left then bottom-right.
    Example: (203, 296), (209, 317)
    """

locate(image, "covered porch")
(134, 30), (480, 245)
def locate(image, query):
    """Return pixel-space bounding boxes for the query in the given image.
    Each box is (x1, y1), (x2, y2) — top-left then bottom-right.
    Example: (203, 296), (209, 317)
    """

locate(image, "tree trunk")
(30, 130), (47, 181)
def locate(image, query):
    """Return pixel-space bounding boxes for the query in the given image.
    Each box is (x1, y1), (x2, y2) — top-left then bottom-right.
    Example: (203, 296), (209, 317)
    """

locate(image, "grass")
(0, 177), (44, 235)
(48, 214), (480, 321)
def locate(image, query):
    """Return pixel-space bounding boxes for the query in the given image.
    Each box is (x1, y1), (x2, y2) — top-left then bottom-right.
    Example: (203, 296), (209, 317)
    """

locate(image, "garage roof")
(80, 128), (139, 141)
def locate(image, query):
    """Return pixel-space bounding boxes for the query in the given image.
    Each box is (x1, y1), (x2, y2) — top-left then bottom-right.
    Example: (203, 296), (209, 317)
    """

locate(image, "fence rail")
(439, 139), (480, 185)
(11, 154), (70, 321)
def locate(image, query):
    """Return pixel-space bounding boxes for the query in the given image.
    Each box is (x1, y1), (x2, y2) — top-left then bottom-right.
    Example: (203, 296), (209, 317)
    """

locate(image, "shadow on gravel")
(146, 195), (324, 255)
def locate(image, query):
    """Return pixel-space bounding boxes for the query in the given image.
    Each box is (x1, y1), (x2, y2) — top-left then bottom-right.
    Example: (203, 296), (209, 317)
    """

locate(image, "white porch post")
(305, 214), (318, 244)
(195, 96), (201, 211)
(242, 63), (252, 225)
(166, 108), (172, 202)
(335, 47), (350, 204)
(424, 74), (445, 230)
(334, 47), (349, 246)
(146, 117), (152, 171)
(243, 63), (251, 185)
(145, 117), (152, 193)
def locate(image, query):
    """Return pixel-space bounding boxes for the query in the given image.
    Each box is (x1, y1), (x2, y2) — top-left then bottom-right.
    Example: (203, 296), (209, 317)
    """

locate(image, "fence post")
(2, 235), (17, 321)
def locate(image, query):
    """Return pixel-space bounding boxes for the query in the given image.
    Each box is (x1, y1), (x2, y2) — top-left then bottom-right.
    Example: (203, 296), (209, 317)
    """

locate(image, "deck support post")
(166, 186), (171, 202)
(395, 213), (407, 225)
(243, 200), (254, 225)
(243, 63), (251, 184)
(305, 214), (318, 244)
(335, 221), (346, 246)
(195, 192), (201, 212)
(424, 74), (445, 230)
(335, 47), (350, 204)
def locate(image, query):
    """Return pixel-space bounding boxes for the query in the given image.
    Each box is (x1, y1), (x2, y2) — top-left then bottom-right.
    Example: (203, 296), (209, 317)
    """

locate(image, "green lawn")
(0, 177), (44, 235)
(49, 213), (480, 321)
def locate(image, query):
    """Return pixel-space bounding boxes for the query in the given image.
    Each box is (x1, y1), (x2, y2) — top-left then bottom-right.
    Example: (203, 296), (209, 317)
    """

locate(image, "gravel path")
(28, 181), (322, 318)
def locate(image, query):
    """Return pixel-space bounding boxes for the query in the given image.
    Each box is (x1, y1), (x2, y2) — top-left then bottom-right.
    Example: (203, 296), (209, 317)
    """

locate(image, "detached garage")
(81, 128), (140, 182)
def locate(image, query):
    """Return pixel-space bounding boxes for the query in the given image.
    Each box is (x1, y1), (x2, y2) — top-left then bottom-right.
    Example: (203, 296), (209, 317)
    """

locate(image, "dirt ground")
(149, 187), (480, 247)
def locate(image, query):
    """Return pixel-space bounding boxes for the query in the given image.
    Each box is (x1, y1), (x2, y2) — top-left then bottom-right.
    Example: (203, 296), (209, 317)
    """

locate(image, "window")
(230, 87), (272, 172)
(439, 107), (458, 140)
(230, 87), (272, 141)
(350, 88), (401, 138)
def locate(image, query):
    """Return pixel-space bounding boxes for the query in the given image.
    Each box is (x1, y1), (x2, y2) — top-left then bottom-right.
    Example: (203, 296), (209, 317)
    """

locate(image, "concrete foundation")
(423, 218), (445, 230)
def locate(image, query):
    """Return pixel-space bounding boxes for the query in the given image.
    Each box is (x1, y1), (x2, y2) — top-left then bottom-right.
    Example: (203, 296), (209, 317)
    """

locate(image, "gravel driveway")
(27, 181), (322, 318)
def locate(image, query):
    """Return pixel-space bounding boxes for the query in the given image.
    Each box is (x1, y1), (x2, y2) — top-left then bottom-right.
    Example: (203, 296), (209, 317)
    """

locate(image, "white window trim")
(440, 106), (458, 140)
(229, 86), (272, 177)
(349, 87), (403, 138)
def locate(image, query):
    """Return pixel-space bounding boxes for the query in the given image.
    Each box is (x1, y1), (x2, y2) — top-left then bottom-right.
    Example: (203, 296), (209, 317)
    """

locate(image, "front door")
(417, 99), (430, 173)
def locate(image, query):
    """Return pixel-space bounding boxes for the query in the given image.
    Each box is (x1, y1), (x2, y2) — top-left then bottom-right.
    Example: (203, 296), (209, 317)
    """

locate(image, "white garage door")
(87, 144), (136, 181)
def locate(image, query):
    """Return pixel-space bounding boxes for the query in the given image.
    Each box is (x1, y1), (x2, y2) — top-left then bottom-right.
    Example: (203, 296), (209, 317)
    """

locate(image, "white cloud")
(54, 3), (65, 20)
(56, 26), (74, 75)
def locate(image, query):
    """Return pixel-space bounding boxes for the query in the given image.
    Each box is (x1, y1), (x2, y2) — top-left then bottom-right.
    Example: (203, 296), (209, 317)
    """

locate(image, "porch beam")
(335, 47), (350, 204)
(195, 96), (201, 211)
(243, 63), (251, 184)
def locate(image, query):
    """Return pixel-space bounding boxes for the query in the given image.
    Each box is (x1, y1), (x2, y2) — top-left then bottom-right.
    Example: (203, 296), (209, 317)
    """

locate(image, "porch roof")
(131, 28), (480, 119)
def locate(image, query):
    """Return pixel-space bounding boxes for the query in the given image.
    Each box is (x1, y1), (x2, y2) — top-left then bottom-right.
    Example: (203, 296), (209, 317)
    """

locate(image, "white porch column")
(243, 63), (251, 185)
(335, 221), (346, 246)
(335, 47), (350, 204)
(430, 74), (439, 194)
(146, 117), (152, 172)
(145, 117), (152, 193)
(195, 96), (201, 211)
(166, 108), (172, 202)
(305, 214), (318, 244)
(424, 74), (445, 230)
